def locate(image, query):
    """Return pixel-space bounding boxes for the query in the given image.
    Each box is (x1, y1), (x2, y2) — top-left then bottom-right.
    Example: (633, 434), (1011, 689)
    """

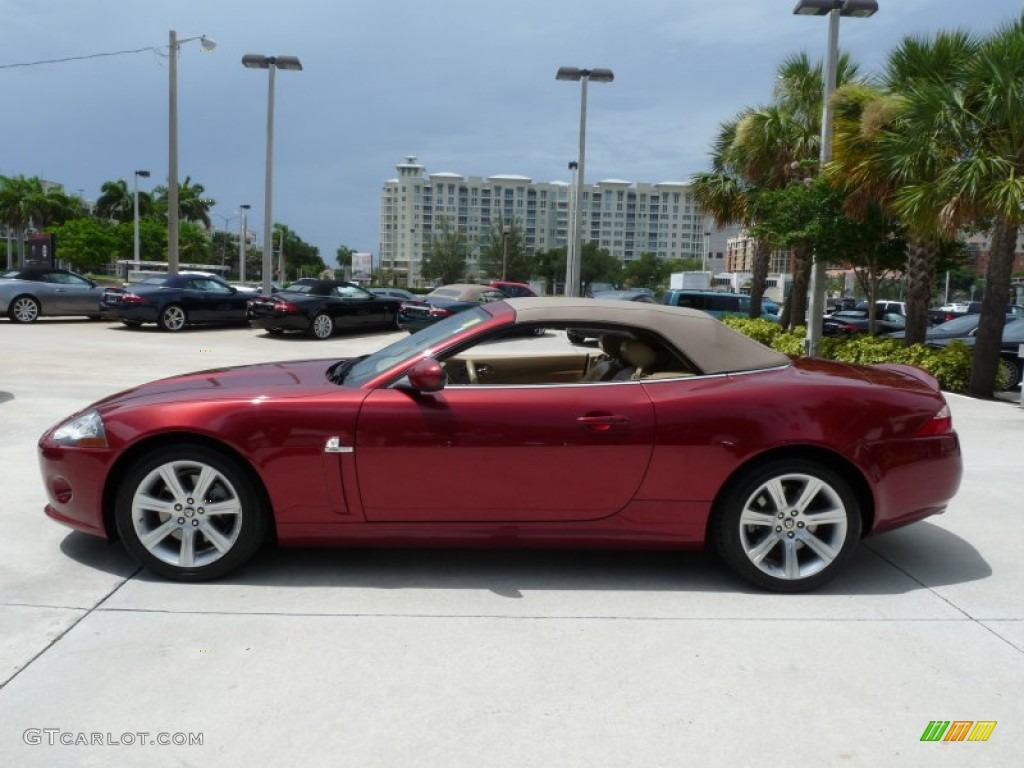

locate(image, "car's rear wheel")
(308, 312), (334, 339)
(115, 445), (268, 581)
(999, 357), (1021, 390)
(8, 295), (40, 323)
(157, 304), (187, 332)
(266, 327), (284, 335)
(121, 319), (143, 328)
(711, 459), (861, 592)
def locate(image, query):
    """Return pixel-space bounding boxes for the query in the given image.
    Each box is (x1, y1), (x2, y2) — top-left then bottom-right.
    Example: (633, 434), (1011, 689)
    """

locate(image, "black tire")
(157, 304), (187, 332)
(8, 295), (40, 323)
(121, 320), (143, 328)
(999, 357), (1021, 391)
(711, 458), (861, 592)
(114, 444), (269, 581)
(308, 312), (334, 339)
(266, 327), (284, 335)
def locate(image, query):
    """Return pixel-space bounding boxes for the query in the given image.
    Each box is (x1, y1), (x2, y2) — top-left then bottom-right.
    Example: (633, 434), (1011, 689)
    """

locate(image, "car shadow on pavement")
(59, 520), (990, 596)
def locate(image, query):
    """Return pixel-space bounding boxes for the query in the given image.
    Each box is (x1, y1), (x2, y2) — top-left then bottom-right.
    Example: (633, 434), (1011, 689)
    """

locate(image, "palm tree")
(693, 53), (861, 329)
(152, 176), (213, 230)
(896, 18), (1024, 396)
(0, 175), (48, 268)
(828, 31), (979, 347)
(95, 180), (134, 223)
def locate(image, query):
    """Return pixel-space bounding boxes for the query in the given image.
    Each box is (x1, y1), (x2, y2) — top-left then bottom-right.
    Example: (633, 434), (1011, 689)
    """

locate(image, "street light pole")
(133, 169), (150, 264)
(567, 160), (577, 294)
(242, 54), (303, 294)
(239, 204), (251, 284)
(556, 66), (613, 297)
(793, 0), (877, 355)
(501, 224), (511, 281)
(167, 30), (216, 276)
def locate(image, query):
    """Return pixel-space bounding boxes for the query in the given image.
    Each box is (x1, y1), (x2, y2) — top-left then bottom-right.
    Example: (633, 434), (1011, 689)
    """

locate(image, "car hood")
(91, 358), (344, 410)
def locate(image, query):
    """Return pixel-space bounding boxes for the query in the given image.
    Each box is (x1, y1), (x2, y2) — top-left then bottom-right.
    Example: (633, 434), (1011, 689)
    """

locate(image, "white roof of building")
(598, 178), (632, 185)
(429, 171), (465, 179)
(487, 174), (533, 181)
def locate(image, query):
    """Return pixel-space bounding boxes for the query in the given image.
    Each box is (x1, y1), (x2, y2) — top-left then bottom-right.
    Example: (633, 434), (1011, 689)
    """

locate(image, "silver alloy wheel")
(311, 313), (333, 339)
(160, 305), (186, 331)
(737, 472), (849, 582)
(130, 459), (243, 568)
(10, 296), (40, 323)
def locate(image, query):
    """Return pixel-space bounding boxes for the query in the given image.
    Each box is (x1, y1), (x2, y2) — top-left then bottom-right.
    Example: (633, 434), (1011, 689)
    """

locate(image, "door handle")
(576, 414), (629, 432)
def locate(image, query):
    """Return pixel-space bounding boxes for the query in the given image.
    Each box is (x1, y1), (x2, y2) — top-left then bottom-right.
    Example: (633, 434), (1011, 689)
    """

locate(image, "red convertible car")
(37, 299), (962, 591)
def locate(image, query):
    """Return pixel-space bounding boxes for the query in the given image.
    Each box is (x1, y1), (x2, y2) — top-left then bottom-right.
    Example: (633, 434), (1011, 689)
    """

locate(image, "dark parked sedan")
(928, 318), (1024, 390)
(823, 310), (905, 336)
(247, 280), (402, 339)
(397, 283), (508, 332)
(101, 273), (250, 331)
(592, 289), (659, 304)
(38, 298), (962, 592)
(0, 267), (107, 323)
(370, 287), (419, 302)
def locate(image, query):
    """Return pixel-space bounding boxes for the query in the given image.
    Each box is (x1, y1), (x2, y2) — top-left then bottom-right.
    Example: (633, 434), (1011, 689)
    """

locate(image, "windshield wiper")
(326, 355), (368, 384)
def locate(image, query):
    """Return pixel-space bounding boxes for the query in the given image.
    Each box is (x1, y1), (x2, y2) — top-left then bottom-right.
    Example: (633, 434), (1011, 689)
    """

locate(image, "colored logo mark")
(920, 721), (997, 742)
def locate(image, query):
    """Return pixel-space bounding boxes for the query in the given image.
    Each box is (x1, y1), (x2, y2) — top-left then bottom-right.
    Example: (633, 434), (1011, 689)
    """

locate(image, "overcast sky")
(1, 0), (1018, 266)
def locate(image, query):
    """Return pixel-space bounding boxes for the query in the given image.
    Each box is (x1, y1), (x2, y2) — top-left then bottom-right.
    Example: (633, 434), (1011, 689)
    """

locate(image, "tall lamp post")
(242, 53), (303, 294)
(793, 0), (878, 355)
(211, 212), (237, 271)
(133, 169), (150, 265)
(501, 224), (511, 281)
(556, 66), (614, 297)
(239, 204), (251, 283)
(167, 30), (216, 276)
(566, 160), (577, 293)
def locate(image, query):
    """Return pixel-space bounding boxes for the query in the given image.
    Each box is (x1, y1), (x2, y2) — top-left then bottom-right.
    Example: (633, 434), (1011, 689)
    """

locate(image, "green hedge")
(720, 317), (988, 393)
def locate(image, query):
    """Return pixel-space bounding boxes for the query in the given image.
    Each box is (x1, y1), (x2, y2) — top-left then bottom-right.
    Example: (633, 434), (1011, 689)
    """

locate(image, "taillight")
(272, 300), (298, 312)
(428, 306), (452, 317)
(915, 404), (953, 436)
(120, 293), (145, 305)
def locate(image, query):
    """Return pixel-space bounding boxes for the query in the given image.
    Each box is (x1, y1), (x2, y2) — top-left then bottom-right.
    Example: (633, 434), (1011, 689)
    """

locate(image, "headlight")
(52, 409), (108, 447)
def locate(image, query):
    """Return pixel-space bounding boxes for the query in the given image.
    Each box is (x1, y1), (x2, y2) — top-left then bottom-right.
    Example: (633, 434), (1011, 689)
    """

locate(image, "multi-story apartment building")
(379, 156), (711, 287)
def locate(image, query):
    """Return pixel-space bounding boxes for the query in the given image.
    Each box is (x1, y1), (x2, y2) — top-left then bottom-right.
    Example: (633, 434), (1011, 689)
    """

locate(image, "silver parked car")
(0, 268), (108, 323)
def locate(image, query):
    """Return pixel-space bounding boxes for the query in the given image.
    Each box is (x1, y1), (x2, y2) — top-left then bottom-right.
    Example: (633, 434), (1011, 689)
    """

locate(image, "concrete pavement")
(0, 318), (1021, 767)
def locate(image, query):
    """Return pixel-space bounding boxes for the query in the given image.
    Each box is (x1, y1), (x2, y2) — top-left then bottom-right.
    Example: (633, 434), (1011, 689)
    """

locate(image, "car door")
(354, 381), (655, 522)
(49, 272), (102, 315)
(333, 285), (384, 328)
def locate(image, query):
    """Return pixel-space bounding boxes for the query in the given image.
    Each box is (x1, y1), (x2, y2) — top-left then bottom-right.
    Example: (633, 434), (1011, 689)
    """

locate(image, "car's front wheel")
(308, 312), (334, 339)
(8, 295), (40, 323)
(115, 445), (269, 581)
(157, 304), (187, 332)
(711, 459), (861, 592)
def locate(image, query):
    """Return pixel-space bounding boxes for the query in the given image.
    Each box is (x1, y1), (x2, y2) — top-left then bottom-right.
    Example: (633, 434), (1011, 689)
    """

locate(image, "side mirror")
(406, 357), (445, 392)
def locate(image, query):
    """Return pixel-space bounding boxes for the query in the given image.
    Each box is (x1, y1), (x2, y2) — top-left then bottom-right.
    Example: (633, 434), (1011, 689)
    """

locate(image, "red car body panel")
(38, 302), (962, 559)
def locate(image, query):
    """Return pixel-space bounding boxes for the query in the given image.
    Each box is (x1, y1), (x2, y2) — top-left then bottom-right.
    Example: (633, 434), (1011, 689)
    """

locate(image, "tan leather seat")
(582, 334), (628, 381)
(618, 339), (659, 380)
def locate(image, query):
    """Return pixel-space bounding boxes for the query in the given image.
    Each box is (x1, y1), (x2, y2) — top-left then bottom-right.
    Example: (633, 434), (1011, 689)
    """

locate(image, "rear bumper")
(249, 313), (309, 332)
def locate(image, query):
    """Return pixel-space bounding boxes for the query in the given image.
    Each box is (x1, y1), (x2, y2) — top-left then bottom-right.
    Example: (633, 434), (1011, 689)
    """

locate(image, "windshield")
(340, 306), (491, 387)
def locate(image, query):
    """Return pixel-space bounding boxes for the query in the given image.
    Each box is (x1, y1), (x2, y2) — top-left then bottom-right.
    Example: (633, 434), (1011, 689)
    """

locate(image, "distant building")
(379, 156), (718, 287)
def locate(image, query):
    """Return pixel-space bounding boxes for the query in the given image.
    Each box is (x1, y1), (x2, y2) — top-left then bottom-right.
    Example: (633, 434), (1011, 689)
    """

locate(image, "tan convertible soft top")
(504, 297), (790, 375)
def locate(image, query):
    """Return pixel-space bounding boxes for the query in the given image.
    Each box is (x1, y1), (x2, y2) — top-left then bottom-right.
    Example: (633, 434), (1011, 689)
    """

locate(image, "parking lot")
(1, 318), (1022, 767)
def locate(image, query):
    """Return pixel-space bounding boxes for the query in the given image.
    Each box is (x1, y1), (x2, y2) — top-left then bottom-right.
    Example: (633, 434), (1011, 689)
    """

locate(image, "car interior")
(440, 325), (699, 386)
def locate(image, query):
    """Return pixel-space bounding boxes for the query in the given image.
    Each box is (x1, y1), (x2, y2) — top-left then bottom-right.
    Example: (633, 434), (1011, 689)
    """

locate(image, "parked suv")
(661, 290), (777, 321)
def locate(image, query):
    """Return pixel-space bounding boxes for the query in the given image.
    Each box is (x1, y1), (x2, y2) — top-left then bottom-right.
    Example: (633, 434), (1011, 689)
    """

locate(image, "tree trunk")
(902, 234), (937, 346)
(787, 246), (812, 330)
(748, 238), (771, 318)
(968, 219), (1017, 398)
